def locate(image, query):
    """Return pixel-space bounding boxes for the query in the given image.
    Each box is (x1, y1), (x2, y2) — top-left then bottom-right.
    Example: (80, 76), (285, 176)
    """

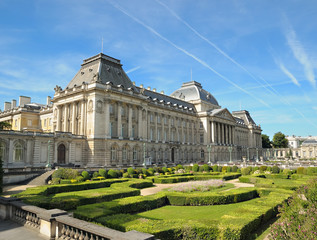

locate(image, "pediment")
(211, 108), (236, 122)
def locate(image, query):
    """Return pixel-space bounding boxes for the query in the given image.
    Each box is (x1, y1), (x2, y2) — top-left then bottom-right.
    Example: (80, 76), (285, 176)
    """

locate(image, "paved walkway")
(140, 178), (254, 196)
(2, 185), (38, 198)
(0, 220), (48, 240)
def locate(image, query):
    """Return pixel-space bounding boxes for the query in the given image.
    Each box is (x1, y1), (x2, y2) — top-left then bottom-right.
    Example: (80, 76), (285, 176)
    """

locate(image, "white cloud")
(126, 66), (141, 74)
(278, 62), (300, 86)
(285, 26), (316, 87)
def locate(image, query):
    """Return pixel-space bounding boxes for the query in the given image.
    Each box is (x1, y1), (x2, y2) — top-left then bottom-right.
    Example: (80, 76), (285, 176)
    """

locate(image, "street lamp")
(143, 142), (146, 167)
(228, 146), (233, 163)
(207, 144), (212, 165)
(46, 140), (51, 168)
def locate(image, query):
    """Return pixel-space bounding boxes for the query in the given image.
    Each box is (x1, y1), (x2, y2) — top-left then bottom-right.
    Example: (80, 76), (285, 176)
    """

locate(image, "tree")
(272, 131), (288, 148)
(0, 121), (11, 130)
(261, 134), (272, 148)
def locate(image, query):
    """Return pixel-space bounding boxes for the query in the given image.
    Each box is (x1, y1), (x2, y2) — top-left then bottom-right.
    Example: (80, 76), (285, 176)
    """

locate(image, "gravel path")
(140, 178), (254, 196)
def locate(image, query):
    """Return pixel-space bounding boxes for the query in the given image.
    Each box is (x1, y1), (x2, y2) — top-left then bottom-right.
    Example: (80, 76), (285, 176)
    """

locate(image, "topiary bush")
(108, 169), (118, 178)
(192, 164), (199, 172)
(81, 171), (90, 180)
(203, 164), (210, 172)
(162, 167), (168, 173)
(296, 167), (304, 174)
(212, 165), (218, 172)
(92, 172), (99, 178)
(99, 169), (107, 178)
(259, 166), (267, 172)
(241, 167), (252, 175)
(272, 166), (280, 174)
(232, 165), (238, 172)
(52, 168), (79, 180)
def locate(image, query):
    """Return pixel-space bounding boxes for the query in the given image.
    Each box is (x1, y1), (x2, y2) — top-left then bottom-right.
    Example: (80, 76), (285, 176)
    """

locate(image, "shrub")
(306, 167), (317, 175)
(76, 176), (84, 182)
(218, 166), (222, 172)
(232, 165), (238, 172)
(199, 166), (204, 172)
(272, 166), (280, 174)
(212, 165), (218, 172)
(192, 164), (199, 172)
(127, 167), (135, 175)
(241, 167), (252, 175)
(227, 166), (232, 173)
(282, 169), (291, 175)
(162, 167), (168, 173)
(81, 171), (90, 180)
(267, 166), (272, 172)
(259, 166), (267, 172)
(108, 169), (118, 178)
(176, 164), (184, 170)
(52, 168), (79, 180)
(222, 166), (227, 173)
(296, 167), (304, 174)
(99, 169), (107, 178)
(202, 164), (210, 172)
(92, 172), (99, 178)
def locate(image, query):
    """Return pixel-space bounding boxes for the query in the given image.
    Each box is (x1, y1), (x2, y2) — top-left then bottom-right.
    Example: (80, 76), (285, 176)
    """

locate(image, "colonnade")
(211, 122), (234, 145)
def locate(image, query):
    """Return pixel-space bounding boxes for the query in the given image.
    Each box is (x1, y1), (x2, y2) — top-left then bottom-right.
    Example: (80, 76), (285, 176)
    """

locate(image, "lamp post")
(228, 146), (233, 163)
(46, 140), (51, 168)
(143, 142), (146, 167)
(247, 147), (249, 162)
(207, 144), (212, 165)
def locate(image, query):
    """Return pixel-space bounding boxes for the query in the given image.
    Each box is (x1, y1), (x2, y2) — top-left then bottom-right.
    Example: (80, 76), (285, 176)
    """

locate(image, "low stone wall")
(0, 197), (155, 240)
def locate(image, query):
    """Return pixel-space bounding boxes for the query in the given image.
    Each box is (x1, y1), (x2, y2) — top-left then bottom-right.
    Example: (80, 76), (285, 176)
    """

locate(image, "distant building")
(0, 53), (262, 169)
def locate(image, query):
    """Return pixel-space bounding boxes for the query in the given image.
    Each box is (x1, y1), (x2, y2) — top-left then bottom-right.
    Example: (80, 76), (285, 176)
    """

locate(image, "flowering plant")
(168, 179), (225, 193)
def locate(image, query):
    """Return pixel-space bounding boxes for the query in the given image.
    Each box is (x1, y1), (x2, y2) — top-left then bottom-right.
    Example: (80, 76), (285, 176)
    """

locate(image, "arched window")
(200, 149), (205, 159)
(133, 147), (138, 161)
(111, 145), (117, 162)
(122, 146), (128, 161)
(0, 141), (5, 160)
(14, 142), (23, 162)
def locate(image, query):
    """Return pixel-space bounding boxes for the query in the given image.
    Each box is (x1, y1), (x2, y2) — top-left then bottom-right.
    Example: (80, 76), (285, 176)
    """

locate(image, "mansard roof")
(66, 53), (138, 91)
(170, 81), (219, 106)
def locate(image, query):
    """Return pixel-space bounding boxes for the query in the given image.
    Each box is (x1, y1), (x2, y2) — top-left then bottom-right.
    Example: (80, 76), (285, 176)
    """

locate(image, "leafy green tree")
(0, 121), (11, 130)
(261, 134), (272, 148)
(272, 131), (288, 148)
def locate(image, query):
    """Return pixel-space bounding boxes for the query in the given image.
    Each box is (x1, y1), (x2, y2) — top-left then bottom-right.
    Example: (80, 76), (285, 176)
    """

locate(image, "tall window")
(133, 147), (138, 161)
(111, 146), (117, 162)
(121, 124), (124, 137)
(157, 115), (161, 123)
(150, 128), (154, 141)
(200, 122), (203, 129)
(132, 125), (135, 137)
(157, 129), (161, 141)
(122, 146), (127, 161)
(110, 122), (113, 137)
(164, 117), (167, 124)
(164, 130), (167, 141)
(150, 114), (153, 122)
(200, 149), (205, 159)
(0, 142), (5, 160)
(14, 143), (23, 162)
(200, 134), (204, 144)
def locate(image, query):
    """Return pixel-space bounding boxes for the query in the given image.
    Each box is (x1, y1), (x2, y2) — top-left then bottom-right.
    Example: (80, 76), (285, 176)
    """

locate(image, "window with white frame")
(132, 125), (135, 137)
(133, 147), (138, 160)
(200, 134), (204, 144)
(13, 142), (23, 162)
(157, 129), (161, 141)
(111, 146), (117, 161)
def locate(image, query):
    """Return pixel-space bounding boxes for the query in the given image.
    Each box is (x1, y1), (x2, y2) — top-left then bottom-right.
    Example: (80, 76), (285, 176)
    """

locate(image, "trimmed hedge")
(74, 192), (167, 221)
(151, 173), (241, 184)
(165, 188), (258, 206)
(15, 179), (153, 210)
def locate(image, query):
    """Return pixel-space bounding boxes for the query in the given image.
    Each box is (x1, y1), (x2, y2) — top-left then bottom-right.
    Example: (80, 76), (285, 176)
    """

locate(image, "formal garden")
(13, 164), (317, 240)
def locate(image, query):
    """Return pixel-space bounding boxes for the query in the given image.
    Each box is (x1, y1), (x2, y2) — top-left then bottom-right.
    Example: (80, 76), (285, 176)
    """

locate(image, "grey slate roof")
(302, 139), (317, 145)
(170, 81), (219, 106)
(136, 87), (196, 111)
(66, 53), (138, 91)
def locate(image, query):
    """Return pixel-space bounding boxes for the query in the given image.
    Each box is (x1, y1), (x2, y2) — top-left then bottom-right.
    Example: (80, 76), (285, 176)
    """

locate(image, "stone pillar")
(117, 102), (122, 139)
(128, 105), (133, 139)
(217, 122), (220, 144)
(104, 100), (110, 138)
(80, 100), (86, 135)
(71, 103), (76, 134)
(155, 113), (158, 142)
(63, 105), (67, 132)
(138, 107), (143, 140)
(229, 125), (232, 144)
(56, 106), (61, 131)
(211, 121), (215, 143)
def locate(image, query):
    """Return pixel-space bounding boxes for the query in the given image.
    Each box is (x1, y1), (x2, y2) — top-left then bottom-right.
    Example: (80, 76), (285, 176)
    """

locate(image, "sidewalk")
(0, 220), (48, 240)
(2, 184), (37, 197)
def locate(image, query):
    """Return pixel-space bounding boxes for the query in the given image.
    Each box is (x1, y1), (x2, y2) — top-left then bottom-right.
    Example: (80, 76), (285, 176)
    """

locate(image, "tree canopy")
(0, 122), (11, 130)
(272, 131), (288, 148)
(261, 134), (272, 148)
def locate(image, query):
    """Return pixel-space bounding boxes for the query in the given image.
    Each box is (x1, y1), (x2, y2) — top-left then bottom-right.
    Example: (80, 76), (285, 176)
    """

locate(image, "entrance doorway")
(171, 148), (175, 162)
(57, 144), (66, 164)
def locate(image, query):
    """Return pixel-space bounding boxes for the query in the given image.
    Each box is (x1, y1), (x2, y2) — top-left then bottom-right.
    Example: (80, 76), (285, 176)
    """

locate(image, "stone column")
(211, 121), (215, 143)
(128, 104), (133, 139)
(104, 100), (110, 138)
(117, 102), (122, 139)
(217, 122), (220, 144)
(80, 100), (85, 135)
(56, 106), (61, 131)
(138, 107), (143, 140)
(168, 117), (171, 142)
(63, 104), (68, 132)
(155, 113), (158, 142)
(71, 102), (76, 134)
(229, 125), (232, 144)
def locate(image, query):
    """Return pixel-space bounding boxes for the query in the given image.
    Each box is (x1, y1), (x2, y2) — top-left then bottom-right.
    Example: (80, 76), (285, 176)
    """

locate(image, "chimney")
(153, 88), (156, 92)
(4, 102), (11, 111)
(11, 99), (16, 108)
(19, 96), (31, 107)
(47, 96), (51, 105)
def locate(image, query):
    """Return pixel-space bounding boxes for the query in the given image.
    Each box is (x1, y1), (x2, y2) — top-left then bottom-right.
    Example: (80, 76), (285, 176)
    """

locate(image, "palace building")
(0, 53), (262, 169)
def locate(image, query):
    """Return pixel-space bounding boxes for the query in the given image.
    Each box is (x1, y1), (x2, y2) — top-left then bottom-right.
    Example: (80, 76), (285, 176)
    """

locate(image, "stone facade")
(0, 53), (262, 168)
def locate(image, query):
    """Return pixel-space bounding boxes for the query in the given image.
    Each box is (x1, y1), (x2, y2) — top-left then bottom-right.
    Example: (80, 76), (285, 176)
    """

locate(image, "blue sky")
(0, 0), (316, 139)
